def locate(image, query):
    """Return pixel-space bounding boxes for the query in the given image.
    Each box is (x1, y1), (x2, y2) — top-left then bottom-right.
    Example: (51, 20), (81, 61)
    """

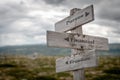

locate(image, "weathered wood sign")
(47, 5), (109, 80)
(56, 49), (97, 72)
(47, 31), (109, 50)
(55, 5), (94, 32)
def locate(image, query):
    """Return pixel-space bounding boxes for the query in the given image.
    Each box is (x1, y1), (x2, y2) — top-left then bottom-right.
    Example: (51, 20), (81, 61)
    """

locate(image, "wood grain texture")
(71, 26), (85, 80)
(55, 5), (94, 32)
(47, 31), (109, 50)
(73, 69), (85, 80)
(56, 49), (97, 73)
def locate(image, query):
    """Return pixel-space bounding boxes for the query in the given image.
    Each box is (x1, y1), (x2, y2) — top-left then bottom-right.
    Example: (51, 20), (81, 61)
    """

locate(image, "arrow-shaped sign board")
(47, 31), (109, 50)
(55, 5), (94, 32)
(56, 49), (97, 73)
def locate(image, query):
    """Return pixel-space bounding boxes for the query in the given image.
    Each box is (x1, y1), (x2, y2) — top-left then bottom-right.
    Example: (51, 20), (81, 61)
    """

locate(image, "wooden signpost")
(47, 31), (108, 50)
(55, 5), (94, 32)
(47, 5), (109, 80)
(56, 49), (97, 72)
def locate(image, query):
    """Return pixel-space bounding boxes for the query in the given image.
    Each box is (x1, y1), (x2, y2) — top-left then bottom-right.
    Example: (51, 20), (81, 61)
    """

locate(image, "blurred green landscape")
(0, 44), (120, 80)
(0, 55), (120, 80)
(0, 43), (120, 56)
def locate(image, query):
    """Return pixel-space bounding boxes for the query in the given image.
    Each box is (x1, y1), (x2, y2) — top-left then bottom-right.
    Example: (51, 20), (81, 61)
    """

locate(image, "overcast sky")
(0, 0), (120, 46)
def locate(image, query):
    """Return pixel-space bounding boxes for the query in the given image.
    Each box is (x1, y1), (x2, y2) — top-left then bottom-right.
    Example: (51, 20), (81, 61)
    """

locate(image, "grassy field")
(0, 55), (120, 80)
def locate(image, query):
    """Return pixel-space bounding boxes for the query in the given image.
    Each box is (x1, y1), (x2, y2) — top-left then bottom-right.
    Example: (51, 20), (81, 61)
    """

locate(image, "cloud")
(0, 0), (65, 46)
(0, 0), (29, 33)
(97, 0), (120, 22)
(0, 33), (28, 46)
(0, 0), (120, 46)
(43, 0), (65, 6)
(0, 33), (46, 46)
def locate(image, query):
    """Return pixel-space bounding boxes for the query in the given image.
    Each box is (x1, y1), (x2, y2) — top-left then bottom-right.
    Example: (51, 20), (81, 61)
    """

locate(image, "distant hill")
(0, 44), (71, 56)
(0, 44), (120, 56)
(96, 43), (120, 56)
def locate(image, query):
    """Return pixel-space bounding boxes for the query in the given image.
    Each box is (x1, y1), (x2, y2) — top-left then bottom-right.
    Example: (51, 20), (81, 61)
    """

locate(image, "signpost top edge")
(55, 5), (94, 25)
(55, 5), (94, 32)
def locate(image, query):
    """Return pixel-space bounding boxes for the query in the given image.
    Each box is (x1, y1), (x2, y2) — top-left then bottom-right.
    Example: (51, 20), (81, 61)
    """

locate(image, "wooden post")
(71, 27), (85, 80)
(70, 8), (85, 80)
(73, 69), (85, 80)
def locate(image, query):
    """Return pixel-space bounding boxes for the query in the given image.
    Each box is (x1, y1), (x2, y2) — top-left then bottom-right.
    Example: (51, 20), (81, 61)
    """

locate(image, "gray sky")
(0, 0), (120, 46)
